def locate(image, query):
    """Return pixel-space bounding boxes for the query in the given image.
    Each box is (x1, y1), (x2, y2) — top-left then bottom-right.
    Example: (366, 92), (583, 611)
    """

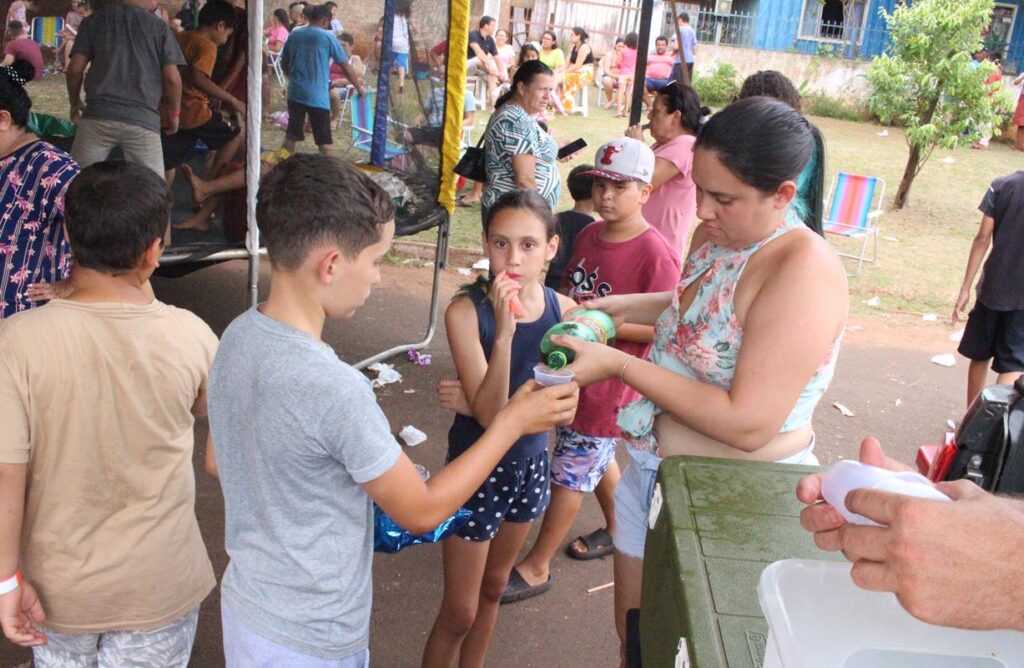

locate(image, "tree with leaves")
(867, 0), (1014, 209)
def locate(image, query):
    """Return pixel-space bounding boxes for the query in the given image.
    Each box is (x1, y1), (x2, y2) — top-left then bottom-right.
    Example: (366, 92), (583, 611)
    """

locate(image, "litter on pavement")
(833, 402), (856, 417)
(369, 362), (403, 387)
(399, 425), (428, 447)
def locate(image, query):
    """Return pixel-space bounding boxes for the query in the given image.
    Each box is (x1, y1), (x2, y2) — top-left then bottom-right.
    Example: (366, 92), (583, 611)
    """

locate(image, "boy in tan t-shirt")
(0, 161), (217, 667)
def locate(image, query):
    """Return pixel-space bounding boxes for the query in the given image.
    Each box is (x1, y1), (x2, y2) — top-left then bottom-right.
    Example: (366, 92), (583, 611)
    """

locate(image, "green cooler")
(638, 456), (841, 667)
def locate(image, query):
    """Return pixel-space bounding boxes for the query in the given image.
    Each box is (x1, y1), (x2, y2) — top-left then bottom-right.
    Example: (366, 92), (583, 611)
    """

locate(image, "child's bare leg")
(210, 128), (244, 182)
(1017, 126), (1024, 151)
(513, 484), (584, 586)
(967, 358), (991, 408)
(458, 521), (533, 668)
(173, 195), (219, 232)
(594, 458), (619, 534)
(422, 538), (490, 668)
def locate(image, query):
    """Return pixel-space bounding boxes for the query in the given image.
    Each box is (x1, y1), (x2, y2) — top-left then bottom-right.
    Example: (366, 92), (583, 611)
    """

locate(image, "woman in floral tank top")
(0, 60), (80, 319)
(551, 98), (848, 660)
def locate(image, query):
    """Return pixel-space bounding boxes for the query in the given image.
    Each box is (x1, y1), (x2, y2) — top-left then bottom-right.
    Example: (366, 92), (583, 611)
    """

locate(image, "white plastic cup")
(533, 364), (575, 387)
(821, 460), (950, 526)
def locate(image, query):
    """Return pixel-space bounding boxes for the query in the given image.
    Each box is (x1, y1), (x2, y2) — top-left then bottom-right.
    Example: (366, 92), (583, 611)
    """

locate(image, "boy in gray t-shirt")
(206, 155), (578, 666)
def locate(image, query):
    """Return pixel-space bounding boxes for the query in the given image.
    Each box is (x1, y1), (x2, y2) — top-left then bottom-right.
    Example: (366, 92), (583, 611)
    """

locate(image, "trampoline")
(154, 0), (471, 369)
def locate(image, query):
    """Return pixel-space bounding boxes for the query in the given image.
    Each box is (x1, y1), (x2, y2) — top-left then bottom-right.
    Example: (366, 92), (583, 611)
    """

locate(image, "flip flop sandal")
(565, 527), (614, 561)
(500, 567), (551, 604)
(455, 196), (479, 208)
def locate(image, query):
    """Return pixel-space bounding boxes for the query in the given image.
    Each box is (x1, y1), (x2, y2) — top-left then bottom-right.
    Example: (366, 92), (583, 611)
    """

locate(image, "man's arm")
(339, 61), (366, 97)
(0, 463), (46, 647)
(66, 53), (89, 122)
(188, 68), (245, 115)
(953, 214), (995, 325)
(161, 64), (183, 134)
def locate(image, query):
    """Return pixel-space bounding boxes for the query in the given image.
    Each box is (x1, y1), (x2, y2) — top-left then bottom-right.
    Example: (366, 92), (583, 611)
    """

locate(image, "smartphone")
(557, 138), (588, 160)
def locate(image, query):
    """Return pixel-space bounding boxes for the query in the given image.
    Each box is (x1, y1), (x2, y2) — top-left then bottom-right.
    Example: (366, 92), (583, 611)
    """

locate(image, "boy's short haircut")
(310, 4), (331, 24)
(7, 20), (25, 36)
(64, 161), (171, 273)
(339, 32), (354, 46)
(197, 0), (238, 28)
(288, 1), (306, 9)
(567, 164), (595, 202)
(257, 154), (394, 270)
(324, 1), (336, 7)
(479, 15), (495, 29)
(655, 35), (668, 44)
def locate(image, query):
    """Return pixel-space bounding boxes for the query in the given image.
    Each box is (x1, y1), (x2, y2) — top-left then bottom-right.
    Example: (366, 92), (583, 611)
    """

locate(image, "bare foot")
(172, 214), (212, 232)
(180, 164), (207, 205)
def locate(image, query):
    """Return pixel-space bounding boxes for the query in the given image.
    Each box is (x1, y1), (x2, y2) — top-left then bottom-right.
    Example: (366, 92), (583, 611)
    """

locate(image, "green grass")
(28, 73), (1021, 317)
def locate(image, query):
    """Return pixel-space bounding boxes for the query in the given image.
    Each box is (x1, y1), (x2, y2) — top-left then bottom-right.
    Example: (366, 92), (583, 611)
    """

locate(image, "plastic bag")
(373, 505), (471, 554)
(28, 112), (76, 139)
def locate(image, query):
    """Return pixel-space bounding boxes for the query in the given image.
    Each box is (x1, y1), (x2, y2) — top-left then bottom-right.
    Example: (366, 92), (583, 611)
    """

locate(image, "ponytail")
(792, 124), (825, 235)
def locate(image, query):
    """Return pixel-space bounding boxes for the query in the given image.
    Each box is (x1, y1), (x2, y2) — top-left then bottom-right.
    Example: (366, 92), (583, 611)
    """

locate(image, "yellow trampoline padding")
(439, 0), (470, 214)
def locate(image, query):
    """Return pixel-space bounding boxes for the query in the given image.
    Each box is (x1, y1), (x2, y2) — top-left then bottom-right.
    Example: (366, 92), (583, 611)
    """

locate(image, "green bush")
(692, 63), (740, 107)
(802, 92), (870, 121)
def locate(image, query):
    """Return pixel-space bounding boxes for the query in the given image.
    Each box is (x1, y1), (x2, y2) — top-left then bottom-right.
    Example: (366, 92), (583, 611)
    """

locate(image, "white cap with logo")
(583, 137), (656, 184)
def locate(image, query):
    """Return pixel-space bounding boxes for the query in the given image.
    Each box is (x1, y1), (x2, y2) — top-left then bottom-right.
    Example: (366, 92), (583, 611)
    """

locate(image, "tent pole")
(629, 0), (655, 127)
(245, 0), (264, 306)
(372, 0), (398, 166)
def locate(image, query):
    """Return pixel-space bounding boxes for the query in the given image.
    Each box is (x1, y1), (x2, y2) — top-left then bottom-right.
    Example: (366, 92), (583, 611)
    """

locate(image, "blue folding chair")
(348, 91), (410, 161)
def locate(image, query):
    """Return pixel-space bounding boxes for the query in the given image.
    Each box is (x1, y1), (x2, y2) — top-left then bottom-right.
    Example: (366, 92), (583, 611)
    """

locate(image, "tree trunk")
(894, 143), (921, 209)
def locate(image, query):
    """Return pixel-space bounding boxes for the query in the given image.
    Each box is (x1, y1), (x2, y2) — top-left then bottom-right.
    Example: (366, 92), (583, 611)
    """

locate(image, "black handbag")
(454, 135), (487, 182)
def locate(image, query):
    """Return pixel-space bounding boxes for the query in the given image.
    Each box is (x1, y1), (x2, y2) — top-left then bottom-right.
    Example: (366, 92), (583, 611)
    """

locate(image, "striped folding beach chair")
(31, 16), (63, 49)
(823, 171), (886, 276)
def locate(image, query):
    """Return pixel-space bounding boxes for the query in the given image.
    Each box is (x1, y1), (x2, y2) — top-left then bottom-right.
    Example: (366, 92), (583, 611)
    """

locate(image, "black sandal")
(566, 527), (614, 561)
(500, 567), (551, 604)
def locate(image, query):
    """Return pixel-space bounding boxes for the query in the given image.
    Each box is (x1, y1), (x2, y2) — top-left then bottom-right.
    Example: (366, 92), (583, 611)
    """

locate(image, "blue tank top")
(447, 285), (563, 461)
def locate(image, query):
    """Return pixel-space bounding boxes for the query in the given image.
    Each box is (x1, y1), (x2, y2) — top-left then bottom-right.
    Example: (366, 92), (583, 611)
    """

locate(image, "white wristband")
(0, 571), (22, 595)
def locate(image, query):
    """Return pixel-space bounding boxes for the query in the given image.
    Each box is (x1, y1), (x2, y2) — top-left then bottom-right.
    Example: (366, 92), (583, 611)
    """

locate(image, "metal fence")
(694, 9), (892, 60)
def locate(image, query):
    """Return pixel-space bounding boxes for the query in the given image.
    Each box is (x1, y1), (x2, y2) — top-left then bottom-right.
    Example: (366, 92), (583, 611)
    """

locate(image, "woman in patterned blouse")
(0, 60), (80, 319)
(481, 59), (561, 223)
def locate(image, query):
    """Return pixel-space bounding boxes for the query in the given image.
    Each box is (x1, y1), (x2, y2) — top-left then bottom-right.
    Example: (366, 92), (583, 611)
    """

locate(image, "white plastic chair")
(266, 39), (286, 87)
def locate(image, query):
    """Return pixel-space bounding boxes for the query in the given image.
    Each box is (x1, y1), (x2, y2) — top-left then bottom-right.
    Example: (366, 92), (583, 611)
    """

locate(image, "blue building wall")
(751, 0), (896, 58)
(1000, 5), (1024, 74)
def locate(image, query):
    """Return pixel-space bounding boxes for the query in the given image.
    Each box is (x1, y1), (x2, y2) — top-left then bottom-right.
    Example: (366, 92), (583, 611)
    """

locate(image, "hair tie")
(1, 65), (27, 88)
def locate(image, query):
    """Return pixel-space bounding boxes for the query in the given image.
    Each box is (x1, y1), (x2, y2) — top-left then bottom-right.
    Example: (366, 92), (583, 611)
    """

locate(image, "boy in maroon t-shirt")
(2, 22), (43, 81)
(505, 138), (680, 601)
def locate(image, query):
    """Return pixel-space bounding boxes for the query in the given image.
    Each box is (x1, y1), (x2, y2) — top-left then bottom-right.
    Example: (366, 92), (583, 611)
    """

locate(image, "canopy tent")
(159, 0), (470, 369)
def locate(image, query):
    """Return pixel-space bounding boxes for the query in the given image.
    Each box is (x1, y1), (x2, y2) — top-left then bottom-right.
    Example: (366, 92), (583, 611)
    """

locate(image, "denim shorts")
(455, 450), (551, 541)
(551, 427), (618, 493)
(613, 439), (818, 559)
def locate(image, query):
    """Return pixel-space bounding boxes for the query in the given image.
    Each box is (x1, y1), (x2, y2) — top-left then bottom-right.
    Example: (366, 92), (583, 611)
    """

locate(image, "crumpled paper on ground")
(399, 425), (427, 447)
(369, 362), (402, 387)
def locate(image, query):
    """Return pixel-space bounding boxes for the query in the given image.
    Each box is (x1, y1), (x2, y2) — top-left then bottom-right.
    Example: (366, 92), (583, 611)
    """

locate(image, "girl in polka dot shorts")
(422, 191), (579, 667)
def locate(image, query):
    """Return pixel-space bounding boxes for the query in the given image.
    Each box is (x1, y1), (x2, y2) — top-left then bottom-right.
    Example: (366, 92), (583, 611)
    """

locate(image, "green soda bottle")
(539, 309), (617, 370)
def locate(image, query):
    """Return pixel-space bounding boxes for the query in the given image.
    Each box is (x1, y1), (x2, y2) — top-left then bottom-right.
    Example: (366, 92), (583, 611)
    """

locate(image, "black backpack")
(931, 376), (1024, 492)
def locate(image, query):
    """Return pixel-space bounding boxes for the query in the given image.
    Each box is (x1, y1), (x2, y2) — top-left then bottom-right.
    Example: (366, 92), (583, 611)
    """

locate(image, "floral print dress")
(0, 141), (79, 318)
(617, 212), (842, 457)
